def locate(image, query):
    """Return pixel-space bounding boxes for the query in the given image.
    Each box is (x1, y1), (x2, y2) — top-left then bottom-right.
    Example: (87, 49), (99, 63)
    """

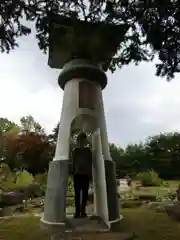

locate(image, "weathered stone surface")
(137, 194), (156, 202)
(0, 208), (3, 217)
(167, 202), (180, 221)
(148, 202), (167, 212)
(0, 192), (23, 207)
(12, 183), (43, 198)
(117, 179), (130, 194)
(55, 232), (134, 240)
(121, 200), (142, 209)
(3, 206), (15, 216)
(176, 185), (180, 202)
(79, 233), (134, 240)
(0, 206), (15, 217)
(66, 204), (94, 215)
(65, 216), (109, 233)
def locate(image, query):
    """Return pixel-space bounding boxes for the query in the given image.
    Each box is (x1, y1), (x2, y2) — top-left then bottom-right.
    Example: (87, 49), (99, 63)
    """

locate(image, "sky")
(1, 31), (180, 148)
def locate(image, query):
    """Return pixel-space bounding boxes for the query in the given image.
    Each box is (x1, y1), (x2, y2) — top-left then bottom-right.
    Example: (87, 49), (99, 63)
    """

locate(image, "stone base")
(49, 232), (134, 240)
(65, 215), (110, 233)
(40, 217), (66, 235)
(41, 215), (110, 237)
(105, 160), (120, 222)
(42, 160), (69, 225)
(167, 202), (180, 221)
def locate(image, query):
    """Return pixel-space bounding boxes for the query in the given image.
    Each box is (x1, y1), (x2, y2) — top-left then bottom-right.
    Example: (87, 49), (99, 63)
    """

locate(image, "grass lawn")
(1, 208), (180, 240)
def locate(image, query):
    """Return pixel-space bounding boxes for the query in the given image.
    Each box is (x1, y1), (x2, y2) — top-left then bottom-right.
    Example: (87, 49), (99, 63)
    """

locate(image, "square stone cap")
(48, 15), (128, 71)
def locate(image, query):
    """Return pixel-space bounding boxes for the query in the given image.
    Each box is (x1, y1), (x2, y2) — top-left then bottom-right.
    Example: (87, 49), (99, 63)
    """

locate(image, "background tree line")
(0, 115), (180, 180)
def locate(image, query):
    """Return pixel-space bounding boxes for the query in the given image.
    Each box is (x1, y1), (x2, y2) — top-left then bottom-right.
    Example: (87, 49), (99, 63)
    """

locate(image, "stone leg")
(98, 91), (120, 223)
(92, 129), (109, 226)
(104, 160), (120, 222)
(41, 118), (71, 226)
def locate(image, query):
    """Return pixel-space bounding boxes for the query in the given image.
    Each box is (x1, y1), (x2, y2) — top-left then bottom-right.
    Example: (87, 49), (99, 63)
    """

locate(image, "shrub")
(137, 170), (162, 187)
(16, 171), (34, 187)
(33, 172), (47, 192)
(67, 176), (74, 197)
(0, 164), (16, 191)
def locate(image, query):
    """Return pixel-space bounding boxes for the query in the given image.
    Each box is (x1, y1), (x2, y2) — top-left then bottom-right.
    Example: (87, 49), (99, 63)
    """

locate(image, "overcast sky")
(1, 32), (180, 148)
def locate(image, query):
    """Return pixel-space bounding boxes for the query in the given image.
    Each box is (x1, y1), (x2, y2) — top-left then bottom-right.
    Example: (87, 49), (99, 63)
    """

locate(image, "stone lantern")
(41, 14), (128, 230)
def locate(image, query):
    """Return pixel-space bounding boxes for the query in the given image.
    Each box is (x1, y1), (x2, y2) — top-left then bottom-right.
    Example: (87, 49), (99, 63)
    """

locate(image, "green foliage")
(0, 118), (19, 136)
(137, 170), (162, 187)
(0, 163), (17, 190)
(0, 118), (20, 162)
(34, 172), (47, 192)
(67, 176), (74, 197)
(145, 132), (180, 179)
(20, 116), (44, 134)
(1, 1), (180, 80)
(15, 171), (34, 187)
(34, 172), (47, 185)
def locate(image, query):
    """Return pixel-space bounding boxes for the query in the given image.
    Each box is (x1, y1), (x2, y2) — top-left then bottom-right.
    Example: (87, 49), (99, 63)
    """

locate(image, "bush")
(33, 172), (47, 192)
(16, 171), (34, 187)
(137, 170), (162, 187)
(67, 176), (74, 197)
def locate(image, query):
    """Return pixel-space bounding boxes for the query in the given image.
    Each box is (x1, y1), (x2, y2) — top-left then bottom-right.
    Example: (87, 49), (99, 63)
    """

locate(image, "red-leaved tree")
(4, 132), (54, 176)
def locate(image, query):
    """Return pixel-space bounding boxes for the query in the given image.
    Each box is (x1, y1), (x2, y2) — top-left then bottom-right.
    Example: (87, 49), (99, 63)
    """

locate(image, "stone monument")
(41, 14), (128, 230)
(117, 179), (130, 194)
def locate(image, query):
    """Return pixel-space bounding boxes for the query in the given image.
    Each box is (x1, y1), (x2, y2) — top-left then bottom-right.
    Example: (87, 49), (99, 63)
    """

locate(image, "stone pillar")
(41, 75), (75, 226)
(98, 91), (120, 223)
(92, 129), (109, 226)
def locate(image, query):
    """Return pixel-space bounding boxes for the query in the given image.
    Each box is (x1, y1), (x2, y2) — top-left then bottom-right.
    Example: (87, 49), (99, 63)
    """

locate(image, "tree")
(110, 142), (148, 177)
(0, 118), (20, 162)
(0, 1), (180, 80)
(4, 132), (54, 175)
(124, 143), (148, 173)
(48, 122), (59, 144)
(109, 143), (124, 177)
(0, 118), (19, 136)
(145, 132), (180, 179)
(20, 115), (44, 134)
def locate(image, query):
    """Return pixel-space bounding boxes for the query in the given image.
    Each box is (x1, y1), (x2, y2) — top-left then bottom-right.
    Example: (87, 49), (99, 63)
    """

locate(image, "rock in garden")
(137, 194), (156, 202)
(0, 192), (24, 207)
(0, 208), (3, 217)
(12, 183), (43, 198)
(2, 206), (15, 216)
(121, 200), (142, 208)
(148, 202), (166, 212)
(176, 185), (180, 202)
(167, 202), (180, 221)
(117, 179), (130, 194)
